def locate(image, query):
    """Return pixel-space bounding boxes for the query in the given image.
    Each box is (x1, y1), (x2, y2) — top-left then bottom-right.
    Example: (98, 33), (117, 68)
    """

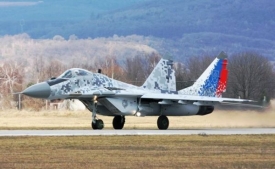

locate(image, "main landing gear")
(80, 99), (126, 130)
(80, 99), (170, 130)
(112, 115), (125, 129)
(92, 115), (125, 130)
(157, 115), (169, 130)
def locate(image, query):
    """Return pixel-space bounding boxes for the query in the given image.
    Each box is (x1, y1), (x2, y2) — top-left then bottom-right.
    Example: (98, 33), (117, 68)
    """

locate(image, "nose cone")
(22, 82), (51, 99)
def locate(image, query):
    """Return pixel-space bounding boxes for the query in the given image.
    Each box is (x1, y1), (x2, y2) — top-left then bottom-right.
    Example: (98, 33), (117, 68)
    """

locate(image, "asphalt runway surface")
(0, 128), (274, 136)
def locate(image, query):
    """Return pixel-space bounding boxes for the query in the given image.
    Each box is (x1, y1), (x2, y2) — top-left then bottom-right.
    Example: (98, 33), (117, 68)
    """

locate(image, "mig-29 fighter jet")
(22, 52), (252, 130)
(22, 58), (177, 129)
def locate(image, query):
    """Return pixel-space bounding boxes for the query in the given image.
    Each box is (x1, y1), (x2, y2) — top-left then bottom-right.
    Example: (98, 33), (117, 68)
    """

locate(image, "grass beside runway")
(1, 109), (275, 129)
(0, 135), (274, 168)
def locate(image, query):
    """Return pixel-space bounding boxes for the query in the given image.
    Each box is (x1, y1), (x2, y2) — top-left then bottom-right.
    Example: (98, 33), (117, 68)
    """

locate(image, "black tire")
(91, 121), (97, 129)
(157, 115), (169, 130)
(112, 115), (125, 129)
(91, 119), (104, 130)
(96, 119), (104, 129)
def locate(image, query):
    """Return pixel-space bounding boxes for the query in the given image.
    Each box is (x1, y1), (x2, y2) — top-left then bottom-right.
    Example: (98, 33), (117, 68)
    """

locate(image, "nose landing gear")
(80, 97), (104, 130)
(92, 119), (104, 130)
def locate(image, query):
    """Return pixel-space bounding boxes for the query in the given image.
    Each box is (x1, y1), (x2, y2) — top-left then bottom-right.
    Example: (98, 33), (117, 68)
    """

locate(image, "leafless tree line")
(226, 52), (275, 101)
(0, 51), (274, 110)
(177, 52), (275, 101)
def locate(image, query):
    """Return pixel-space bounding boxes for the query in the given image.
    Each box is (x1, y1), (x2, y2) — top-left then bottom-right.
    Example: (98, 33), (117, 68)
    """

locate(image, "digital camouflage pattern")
(142, 59), (177, 94)
(179, 52), (228, 97)
(47, 58), (177, 100)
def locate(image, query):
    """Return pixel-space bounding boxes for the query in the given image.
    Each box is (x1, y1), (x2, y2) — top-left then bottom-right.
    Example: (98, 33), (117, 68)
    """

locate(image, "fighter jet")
(22, 58), (177, 129)
(22, 52), (252, 130)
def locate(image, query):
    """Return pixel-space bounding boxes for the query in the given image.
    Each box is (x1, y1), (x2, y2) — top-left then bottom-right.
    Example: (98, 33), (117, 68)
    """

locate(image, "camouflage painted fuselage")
(45, 66), (180, 116)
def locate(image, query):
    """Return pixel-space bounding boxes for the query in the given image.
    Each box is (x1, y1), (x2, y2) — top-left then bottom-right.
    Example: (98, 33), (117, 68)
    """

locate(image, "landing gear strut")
(157, 115), (169, 130)
(80, 97), (104, 130)
(112, 115), (125, 129)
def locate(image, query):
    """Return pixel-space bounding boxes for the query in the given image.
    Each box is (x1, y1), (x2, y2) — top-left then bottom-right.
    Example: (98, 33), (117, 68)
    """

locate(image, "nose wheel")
(92, 119), (104, 130)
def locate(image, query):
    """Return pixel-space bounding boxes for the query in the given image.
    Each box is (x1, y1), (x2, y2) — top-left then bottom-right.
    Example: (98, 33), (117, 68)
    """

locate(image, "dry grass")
(0, 135), (274, 168)
(0, 100), (274, 129)
(0, 102), (274, 168)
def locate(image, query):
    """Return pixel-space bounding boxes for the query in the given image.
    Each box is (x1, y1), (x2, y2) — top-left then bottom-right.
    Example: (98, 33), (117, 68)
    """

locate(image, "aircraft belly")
(98, 97), (138, 115)
(161, 104), (200, 116)
(138, 103), (160, 116)
(97, 105), (114, 116)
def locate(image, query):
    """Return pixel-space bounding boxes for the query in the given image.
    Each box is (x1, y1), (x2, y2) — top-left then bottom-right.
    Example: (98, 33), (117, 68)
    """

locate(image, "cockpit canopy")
(58, 68), (93, 79)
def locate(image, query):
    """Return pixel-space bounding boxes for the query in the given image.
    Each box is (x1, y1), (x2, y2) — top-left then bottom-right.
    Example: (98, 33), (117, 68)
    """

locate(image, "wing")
(64, 88), (115, 99)
(141, 93), (254, 105)
(65, 88), (144, 99)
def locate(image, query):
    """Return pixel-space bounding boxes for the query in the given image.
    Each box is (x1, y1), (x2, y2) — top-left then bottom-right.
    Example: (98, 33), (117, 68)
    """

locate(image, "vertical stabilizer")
(179, 51), (228, 97)
(142, 59), (177, 94)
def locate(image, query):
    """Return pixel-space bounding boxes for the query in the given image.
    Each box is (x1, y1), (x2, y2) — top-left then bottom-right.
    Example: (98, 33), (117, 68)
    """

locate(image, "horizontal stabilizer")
(220, 101), (263, 108)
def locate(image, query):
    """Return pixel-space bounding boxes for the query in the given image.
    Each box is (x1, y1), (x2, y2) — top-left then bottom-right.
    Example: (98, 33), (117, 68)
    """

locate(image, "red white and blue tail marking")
(179, 52), (228, 97)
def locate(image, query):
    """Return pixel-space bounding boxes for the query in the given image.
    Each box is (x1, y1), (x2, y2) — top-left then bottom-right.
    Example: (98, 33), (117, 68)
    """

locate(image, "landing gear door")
(99, 97), (138, 115)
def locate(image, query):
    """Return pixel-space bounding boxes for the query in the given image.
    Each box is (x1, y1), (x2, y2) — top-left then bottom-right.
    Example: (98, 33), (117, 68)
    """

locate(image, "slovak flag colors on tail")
(179, 51), (228, 98)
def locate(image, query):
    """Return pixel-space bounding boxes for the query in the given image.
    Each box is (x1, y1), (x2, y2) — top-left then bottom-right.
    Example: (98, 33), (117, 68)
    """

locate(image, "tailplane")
(179, 51), (228, 97)
(142, 59), (177, 94)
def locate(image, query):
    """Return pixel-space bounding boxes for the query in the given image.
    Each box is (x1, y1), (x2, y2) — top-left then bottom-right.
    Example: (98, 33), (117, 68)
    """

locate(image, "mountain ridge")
(0, 0), (274, 60)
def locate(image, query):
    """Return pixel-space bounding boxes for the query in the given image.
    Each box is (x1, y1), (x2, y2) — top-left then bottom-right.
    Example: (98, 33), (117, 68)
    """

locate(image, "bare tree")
(94, 55), (125, 81)
(176, 55), (216, 89)
(44, 59), (65, 79)
(0, 61), (23, 94)
(138, 53), (161, 81)
(186, 55), (216, 81)
(0, 61), (24, 109)
(226, 52), (274, 101)
(124, 53), (161, 85)
(174, 62), (190, 90)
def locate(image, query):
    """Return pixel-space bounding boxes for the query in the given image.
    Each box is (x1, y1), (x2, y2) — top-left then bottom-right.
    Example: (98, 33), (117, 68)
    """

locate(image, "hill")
(68, 0), (275, 40)
(0, 0), (275, 60)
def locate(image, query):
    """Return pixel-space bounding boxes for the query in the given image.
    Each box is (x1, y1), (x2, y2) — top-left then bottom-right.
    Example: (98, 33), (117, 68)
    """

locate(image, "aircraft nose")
(22, 82), (51, 99)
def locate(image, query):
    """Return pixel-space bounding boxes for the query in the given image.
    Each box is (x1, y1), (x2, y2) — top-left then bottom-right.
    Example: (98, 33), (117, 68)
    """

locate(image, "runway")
(0, 128), (275, 136)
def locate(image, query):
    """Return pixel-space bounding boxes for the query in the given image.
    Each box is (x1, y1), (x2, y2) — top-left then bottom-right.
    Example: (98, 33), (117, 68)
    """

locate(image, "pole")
(18, 93), (21, 110)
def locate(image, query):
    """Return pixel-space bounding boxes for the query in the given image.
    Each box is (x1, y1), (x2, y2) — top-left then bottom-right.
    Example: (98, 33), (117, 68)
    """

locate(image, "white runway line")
(0, 128), (275, 136)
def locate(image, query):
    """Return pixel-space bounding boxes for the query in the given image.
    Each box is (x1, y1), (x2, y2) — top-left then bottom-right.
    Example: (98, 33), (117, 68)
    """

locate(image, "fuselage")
(23, 68), (214, 117)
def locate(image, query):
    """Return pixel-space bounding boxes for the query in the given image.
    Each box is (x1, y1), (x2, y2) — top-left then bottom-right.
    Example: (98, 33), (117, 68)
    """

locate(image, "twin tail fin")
(142, 59), (177, 94)
(179, 51), (228, 97)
